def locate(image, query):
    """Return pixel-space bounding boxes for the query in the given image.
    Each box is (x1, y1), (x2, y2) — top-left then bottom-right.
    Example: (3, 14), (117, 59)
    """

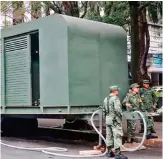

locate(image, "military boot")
(151, 128), (156, 133)
(114, 148), (128, 159)
(115, 155), (128, 159)
(146, 134), (158, 140)
(106, 146), (115, 158)
(127, 138), (134, 143)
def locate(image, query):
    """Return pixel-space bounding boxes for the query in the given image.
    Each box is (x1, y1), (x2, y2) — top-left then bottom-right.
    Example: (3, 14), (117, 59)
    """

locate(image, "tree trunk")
(62, 1), (79, 17)
(44, 7), (50, 16)
(138, 8), (150, 82)
(129, 2), (140, 83)
(129, 2), (150, 84)
(104, 1), (113, 16)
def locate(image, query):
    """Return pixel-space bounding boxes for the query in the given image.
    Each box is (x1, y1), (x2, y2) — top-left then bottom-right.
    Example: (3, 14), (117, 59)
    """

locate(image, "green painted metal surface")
(4, 35), (32, 106)
(66, 17), (128, 105)
(0, 39), (2, 106)
(68, 32), (100, 105)
(1, 15), (69, 107)
(1, 14), (128, 114)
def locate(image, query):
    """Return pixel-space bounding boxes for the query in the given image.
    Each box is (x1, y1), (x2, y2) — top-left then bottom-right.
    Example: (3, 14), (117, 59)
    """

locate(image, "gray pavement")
(1, 119), (162, 159)
(38, 118), (162, 138)
(1, 136), (162, 159)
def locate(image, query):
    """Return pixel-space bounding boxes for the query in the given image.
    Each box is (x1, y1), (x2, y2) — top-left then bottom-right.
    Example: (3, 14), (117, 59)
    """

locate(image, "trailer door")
(4, 35), (32, 106)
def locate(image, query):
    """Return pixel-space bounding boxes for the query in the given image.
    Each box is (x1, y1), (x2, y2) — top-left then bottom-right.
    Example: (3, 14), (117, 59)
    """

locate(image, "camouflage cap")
(109, 85), (120, 91)
(130, 83), (140, 89)
(143, 80), (150, 84)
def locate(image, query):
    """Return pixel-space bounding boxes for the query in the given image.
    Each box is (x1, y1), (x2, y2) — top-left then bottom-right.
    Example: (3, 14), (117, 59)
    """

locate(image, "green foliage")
(2, 20), (11, 28)
(1, 1), (13, 15)
(31, 1), (42, 18)
(12, 1), (25, 15)
(31, 2), (42, 12)
(148, 2), (162, 23)
(87, 14), (126, 27)
(86, 1), (129, 30)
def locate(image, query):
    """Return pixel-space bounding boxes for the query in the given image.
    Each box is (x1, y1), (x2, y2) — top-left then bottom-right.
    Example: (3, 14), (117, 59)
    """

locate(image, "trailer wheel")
(1, 117), (38, 137)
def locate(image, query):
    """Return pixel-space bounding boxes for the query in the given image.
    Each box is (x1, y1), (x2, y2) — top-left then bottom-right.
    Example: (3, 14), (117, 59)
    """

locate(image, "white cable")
(0, 109), (147, 157)
(40, 109), (108, 157)
(121, 111), (147, 151)
(0, 109), (107, 158)
(0, 142), (67, 152)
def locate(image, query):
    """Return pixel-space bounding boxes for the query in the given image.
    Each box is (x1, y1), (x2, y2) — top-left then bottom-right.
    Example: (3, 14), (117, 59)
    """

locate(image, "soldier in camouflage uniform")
(122, 83), (145, 143)
(103, 86), (128, 159)
(139, 80), (158, 139)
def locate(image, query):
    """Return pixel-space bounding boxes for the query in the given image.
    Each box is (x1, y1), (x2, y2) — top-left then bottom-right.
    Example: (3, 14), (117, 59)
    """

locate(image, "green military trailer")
(1, 14), (128, 133)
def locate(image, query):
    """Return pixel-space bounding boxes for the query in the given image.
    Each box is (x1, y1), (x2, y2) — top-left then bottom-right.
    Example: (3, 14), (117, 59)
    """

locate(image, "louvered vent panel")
(5, 35), (31, 106)
(5, 36), (28, 53)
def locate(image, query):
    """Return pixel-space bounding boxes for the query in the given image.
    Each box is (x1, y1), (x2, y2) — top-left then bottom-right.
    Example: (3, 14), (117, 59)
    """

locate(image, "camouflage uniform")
(156, 107), (163, 115)
(103, 86), (128, 159)
(140, 80), (158, 134)
(122, 83), (145, 142)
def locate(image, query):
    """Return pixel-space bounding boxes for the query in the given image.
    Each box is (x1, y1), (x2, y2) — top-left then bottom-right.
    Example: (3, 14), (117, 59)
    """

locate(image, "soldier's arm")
(149, 107), (163, 116)
(156, 107), (163, 115)
(114, 97), (122, 117)
(103, 97), (108, 114)
(139, 100), (146, 112)
(122, 94), (132, 109)
(137, 92), (145, 112)
(122, 94), (129, 105)
(152, 89), (159, 106)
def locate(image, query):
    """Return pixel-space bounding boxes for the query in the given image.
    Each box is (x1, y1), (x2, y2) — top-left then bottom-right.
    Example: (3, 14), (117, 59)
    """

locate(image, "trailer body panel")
(1, 14), (128, 115)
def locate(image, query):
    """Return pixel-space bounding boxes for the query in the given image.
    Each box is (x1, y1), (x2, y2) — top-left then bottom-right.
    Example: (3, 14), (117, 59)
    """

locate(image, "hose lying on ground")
(0, 110), (147, 157)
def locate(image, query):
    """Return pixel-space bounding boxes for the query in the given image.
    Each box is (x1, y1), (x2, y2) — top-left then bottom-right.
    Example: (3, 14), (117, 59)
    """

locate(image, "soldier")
(103, 86), (128, 159)
(122, 83), (145, 143)
(139, 80), (158, 139)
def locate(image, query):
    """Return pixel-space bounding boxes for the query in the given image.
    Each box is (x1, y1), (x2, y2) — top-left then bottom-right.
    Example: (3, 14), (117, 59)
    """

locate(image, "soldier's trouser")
(147, 116), (154, 135)
(127, 120), (136, 139)
(106, 123), (123, 152)
(140, 116), (154, 135)
(140, 120), (143, 129)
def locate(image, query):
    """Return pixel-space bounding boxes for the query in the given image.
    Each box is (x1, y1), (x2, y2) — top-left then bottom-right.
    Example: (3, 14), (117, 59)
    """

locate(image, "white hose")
(0, 110), (147, 157)
(121, 111), (147, 151)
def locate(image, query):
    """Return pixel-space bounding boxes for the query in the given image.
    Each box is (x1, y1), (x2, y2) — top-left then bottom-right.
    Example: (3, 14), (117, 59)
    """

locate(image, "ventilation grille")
(4, 35), (31, 106)
(5, 36), (28, 53)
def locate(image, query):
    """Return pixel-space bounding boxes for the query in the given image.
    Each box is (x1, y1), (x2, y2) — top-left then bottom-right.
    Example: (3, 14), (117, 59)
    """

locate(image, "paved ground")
(1, 137), (162, 159)
(1, 119), (162, 159)
(38, 119), (162, 140)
